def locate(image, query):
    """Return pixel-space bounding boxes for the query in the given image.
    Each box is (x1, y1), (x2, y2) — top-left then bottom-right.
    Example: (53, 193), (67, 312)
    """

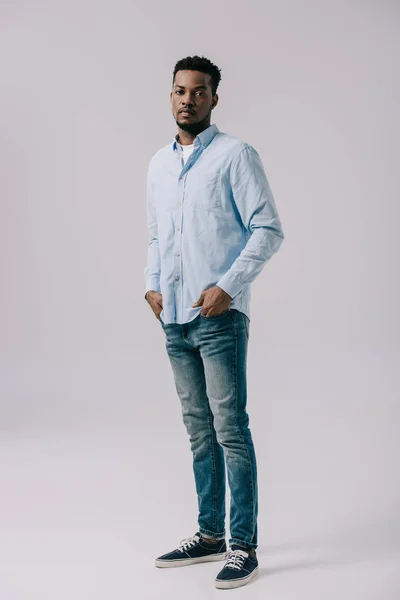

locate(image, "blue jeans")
(160, 308), (258, 550)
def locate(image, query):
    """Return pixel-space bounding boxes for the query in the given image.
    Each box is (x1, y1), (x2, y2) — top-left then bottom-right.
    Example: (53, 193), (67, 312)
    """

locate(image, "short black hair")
(172, 55), (222, 96)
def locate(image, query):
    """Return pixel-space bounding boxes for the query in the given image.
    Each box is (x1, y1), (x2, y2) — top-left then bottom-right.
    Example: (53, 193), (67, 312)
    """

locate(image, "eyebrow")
(175, 85), (208, 90)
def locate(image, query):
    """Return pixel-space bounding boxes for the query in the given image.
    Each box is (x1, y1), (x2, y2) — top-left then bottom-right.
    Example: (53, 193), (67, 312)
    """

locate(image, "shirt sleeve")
(216, 144), (284, 299)
(144, 161), (161, 297)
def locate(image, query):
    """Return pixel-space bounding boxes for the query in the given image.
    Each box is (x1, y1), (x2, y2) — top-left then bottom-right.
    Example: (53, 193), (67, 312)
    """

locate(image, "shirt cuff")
(145, 276), (161, 299)
(216, 271), (244, 299)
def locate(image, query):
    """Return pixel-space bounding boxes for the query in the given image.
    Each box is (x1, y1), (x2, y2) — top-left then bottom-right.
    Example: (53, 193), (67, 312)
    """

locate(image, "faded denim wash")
(144, 123), (284, 325)
(160, 307), (258, 549)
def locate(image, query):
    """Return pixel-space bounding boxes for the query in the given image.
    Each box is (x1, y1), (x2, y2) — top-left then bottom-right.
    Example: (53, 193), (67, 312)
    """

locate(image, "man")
(144, 55), (284, 590)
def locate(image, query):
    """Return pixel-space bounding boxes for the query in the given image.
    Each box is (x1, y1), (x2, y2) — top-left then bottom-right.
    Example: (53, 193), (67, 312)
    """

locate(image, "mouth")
(179, 110), (195, 117)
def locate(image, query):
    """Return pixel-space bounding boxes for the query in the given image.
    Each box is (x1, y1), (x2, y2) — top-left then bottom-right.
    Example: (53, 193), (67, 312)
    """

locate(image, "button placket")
(174, 142), (201, 321)
(174, 171), (185, 322)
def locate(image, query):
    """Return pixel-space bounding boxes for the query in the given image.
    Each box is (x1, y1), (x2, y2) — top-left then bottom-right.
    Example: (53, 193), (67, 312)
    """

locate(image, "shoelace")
(178, 534), (200, 552)
(225, 549), (248, 570)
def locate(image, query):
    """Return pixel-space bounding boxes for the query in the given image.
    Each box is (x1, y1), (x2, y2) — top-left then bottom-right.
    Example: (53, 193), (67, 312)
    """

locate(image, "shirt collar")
(172, 123), (219, 152)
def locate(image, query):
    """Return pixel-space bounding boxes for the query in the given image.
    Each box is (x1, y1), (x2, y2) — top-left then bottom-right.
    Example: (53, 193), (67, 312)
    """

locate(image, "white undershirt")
(181, 143), (195, 165)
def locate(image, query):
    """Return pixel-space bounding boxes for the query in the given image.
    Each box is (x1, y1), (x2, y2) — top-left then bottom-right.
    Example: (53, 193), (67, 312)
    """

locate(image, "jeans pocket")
(199, 308), (231, 319)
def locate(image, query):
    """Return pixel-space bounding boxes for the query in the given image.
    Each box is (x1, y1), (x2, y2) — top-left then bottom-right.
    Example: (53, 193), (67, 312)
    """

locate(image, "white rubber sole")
(155, 552), (228, 568)
(215, 566), (259, 589)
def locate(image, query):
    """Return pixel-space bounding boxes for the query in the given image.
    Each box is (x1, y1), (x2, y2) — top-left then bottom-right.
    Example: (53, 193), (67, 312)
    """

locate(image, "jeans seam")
(243, 312), (249, 340)
(207, 402), (218, 533)
(230, 310), (255, 544)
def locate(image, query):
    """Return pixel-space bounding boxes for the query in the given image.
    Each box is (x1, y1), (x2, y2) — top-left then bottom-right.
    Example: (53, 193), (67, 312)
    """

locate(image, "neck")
(177, 130), (196, 145)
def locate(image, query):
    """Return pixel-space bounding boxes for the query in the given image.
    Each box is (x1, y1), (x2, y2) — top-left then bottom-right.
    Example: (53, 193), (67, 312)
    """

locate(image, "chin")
(177, 120), (198, 133)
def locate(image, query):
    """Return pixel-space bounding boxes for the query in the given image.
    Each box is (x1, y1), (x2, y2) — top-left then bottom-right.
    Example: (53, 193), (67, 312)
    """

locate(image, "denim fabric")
(144, 123), (284, 325)
(160, 308), (258, 549)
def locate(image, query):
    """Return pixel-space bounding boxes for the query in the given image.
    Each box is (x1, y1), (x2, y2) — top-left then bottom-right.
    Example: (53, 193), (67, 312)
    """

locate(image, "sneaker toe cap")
(156, 550), (184, 561)
(216, 568), (246, 581)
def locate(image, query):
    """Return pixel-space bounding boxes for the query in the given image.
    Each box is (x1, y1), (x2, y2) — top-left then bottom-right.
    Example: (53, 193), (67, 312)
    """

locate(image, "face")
(170, 70), (218, 134)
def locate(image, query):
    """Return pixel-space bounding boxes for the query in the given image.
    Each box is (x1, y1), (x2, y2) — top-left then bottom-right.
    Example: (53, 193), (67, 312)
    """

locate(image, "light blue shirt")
(144, 123), (284, 325)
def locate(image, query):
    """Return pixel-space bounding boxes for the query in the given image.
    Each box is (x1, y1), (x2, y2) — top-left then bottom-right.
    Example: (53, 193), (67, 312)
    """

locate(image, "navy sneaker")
(215, 544), (259, 589)
(155, 532), (227, 568)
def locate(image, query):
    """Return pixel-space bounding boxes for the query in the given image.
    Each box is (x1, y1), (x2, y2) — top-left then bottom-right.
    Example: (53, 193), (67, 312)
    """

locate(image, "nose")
(180, 92), (195, 107)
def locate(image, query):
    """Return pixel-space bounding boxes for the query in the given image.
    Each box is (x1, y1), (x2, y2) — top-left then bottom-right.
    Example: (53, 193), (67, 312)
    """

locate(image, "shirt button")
(177, 202), (181, 206)
(175, 275), (180, 281)
(175, 252), (180, 256)
(177, 226), (180, 231)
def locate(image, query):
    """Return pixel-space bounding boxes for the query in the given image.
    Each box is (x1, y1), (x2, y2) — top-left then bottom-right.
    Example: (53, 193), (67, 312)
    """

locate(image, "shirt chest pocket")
(188, 172), (221, 211)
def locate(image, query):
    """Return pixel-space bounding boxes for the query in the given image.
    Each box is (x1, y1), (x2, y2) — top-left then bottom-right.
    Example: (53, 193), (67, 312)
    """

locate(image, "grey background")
(1, 1), (399, 599)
